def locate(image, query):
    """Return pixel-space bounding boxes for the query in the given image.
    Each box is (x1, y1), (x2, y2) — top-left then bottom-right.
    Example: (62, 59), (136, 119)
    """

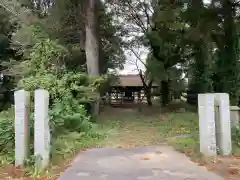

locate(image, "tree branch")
(125, 1), (148, 33)
(139, 69), (147, 87)
(129, 47), (147, 67)
(142, 1), (152, 29)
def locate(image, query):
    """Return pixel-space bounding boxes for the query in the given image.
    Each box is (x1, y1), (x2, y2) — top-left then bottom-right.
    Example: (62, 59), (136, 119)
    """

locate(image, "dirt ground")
(202, 156), (240, 180)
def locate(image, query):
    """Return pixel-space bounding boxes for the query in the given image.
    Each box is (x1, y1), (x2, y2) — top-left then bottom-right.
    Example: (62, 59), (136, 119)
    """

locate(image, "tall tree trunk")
(161, 80), (170, 107)
(145, 88), (152, 106)
(139, 71), (153, 106)
(85, 0), (100, 76)
(85, 0), (100, 115)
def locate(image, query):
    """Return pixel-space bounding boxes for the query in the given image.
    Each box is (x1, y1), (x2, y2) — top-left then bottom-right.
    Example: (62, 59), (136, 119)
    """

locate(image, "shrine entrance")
(105, 75), (158, 107)
(123, 88), (134, 103)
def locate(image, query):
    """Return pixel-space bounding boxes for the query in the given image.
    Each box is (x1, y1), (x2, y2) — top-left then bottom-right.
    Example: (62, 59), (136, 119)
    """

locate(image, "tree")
(85, 0), (100, 77)
(0, 0), (125, 74)
(128, 47), (153, 106)
(182, 0), (215, 94)
(84, 0), (100, 115)
(0, 0), (126, 116)
(148, 1), (185, 106)
(107, 0), (157, 106)
(183, 0), (240, 104)
(212, 0), (240, 104)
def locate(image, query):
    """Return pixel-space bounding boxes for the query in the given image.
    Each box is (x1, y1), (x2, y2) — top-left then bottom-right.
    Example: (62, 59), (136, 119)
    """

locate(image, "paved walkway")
(59, 146), (224, 180)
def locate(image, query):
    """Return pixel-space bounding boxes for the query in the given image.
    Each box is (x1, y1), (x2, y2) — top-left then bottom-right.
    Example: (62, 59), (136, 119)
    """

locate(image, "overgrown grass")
(98, 107), (200, 150)
(165, 112), (202, 160)
(231, 126), (240, 156)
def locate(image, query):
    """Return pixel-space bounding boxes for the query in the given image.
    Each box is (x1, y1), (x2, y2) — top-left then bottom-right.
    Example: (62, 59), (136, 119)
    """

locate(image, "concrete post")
(14, 90), (30, 167)
(34, 89), (50, 169)
(198, 93), (217, 156)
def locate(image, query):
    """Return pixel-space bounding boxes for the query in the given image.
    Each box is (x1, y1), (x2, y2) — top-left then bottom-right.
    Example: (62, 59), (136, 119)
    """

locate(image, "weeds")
(231, 126), (240, 155)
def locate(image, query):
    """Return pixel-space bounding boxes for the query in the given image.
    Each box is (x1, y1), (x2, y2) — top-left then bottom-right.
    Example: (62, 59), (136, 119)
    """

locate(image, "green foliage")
(146, 53), (167, 81)
(50, 131), (104, 164)
(16, 26), (108, 103)
(98, 4), (125, 72)
(18, 72), (97, 102)
(0, 0), (119, 177)
(232, 126), (240, 147)
(0, 24), (111, 175)
(46, 0), (125, 73)
(23, 39), (68, 75)
(0, 108), (14, 155)
(49, 102), (95, 136)
(16, 31), (109, 138)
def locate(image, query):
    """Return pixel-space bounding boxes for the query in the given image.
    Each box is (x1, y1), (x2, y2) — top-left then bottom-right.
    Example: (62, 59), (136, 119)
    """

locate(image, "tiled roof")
(113, 75), (159, 87)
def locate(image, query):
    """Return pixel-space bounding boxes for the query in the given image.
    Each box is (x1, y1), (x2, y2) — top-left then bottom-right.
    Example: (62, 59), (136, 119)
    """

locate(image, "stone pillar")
(14, 90), (30, 167)
(34, 89), (50, 169)
(214, 93), (232, 156)
(198, 94), (217, 156)
(230, 106), (240, 127)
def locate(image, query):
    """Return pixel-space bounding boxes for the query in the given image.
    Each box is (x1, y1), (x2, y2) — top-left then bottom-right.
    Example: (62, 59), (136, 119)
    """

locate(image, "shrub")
(17, 71), (101, 141)
(49, 99), (95, 137)
(232, 126), (240, 147)
(0, 108), (14, 155)
(0, 30), (110, 167)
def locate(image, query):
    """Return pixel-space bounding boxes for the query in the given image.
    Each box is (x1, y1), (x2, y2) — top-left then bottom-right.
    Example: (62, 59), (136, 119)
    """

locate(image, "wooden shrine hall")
(106, 74), (159, 106)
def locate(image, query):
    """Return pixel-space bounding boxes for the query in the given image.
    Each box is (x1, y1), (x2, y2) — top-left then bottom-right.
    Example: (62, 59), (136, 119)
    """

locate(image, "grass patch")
(164, 111), (202, 161)
(51, 131), (105, 163)
(168, 137), (202, 160)
(231, 126), (240, 156)
(98, 107), (200, 150)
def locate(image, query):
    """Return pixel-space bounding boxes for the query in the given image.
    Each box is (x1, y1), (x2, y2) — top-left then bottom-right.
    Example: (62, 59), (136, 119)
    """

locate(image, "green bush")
(0, 29), (110, 167)
(232, 126), (240, 147)
(0, 108), (14, 155)
(49, 99), (95, 137)
(17, 71), (101, 142)
(0, 96), (97, 163)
